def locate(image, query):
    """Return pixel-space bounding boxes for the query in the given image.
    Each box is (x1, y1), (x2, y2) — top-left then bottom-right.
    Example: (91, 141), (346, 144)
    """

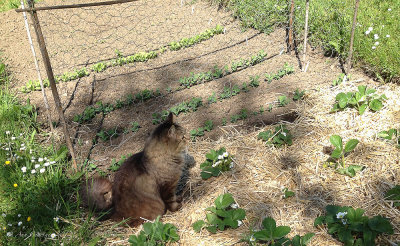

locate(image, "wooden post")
(20, 0), (54, 133)
(27, 0), (78, 171)
(302, 0), (310, 68)
(287, 0), (295, 53)
(346, 0), (360, 72)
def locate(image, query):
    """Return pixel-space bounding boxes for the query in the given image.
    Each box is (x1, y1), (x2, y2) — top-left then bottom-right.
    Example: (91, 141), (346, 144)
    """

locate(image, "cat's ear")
(168, 125), (176, 137)
(165, 112), (174, 124)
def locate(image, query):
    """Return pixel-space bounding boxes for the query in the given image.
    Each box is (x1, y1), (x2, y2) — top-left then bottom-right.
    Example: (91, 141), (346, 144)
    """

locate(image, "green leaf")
(347, 207), (365, 222)
(142, 222), (153, 235)
(369, 99), (383, 112)
(273, 226), (291, 239)
(327, 223), (341, 234)
(232, 208), (246, 221)
(357, 85), (367, 96)
(366, 88), (376, 95)
(214, 193), (235, 210)
(314, 216), (326, 226)
(192, 220), (205, 232)
(283, 188), (295, 198)
(205, 225), (217, 233)
(206, 213), (219, 225)
(358, 103), (368, 115)
(291, 235), (301, 246)
(331, 148), (342, 159)
(368, 215), (394, 234)
(337, 228), (353, 242)
(262, 217), (276, 239)
(330, 135), (343, 150)
(344, 139), (359, 153)
(200, 170), (213, 179)
(301, 233), (315, 245)
(254, 229), (271, 241)
(88, 236), (102, 246)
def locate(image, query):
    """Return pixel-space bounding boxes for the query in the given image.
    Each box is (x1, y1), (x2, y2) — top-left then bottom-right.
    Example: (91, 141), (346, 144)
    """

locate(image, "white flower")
(374, 34), (379, 40)
(368, 27), (373, 31)
(18, 214), (21, 217)
(237, 220), (243, 227)
(38, 158), (43, 162)
(388, 8), (391, 11)
(11, 137), (16, 140)
(1, 213), (5, 217)
(281, 132), (287, 136)
(35, 164), (40, 169)
(44, 162), (50, 167)
(7, 232), (12, 237)
(40, 168), (45, 173)
(50, 233), (56, 239)
(50, 161), (56, 164)
(336, 211), (347, 219)
(341, 219), (347, 225)
(54, 217), (60, 222)
(21, 166), (27, 173)
(29, 149), (32, 154)
(212, 161), (221, 167)
(5, 148), (9, 151)
(223, 152), (229, 158)
(386, 34), (390, 38)
(8, 223), (12, 227)
(372, 46), (376, 49)
(375, 42), (379, 45)
(229, 162), (234, 169)
(365, 30), (370, 35)
(218, 155), (223, 160)
(231, 203), (239, 209)
(18, 221), (22, 226)
(31, 159), (35, 163)
(20, 147), (26, 151)
(5, 131), (10, 135)
(250, 235), (256, 242)
(31, 169), (36, 174)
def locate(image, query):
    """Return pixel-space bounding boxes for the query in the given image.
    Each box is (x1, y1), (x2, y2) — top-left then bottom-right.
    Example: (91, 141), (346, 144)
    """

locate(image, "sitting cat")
(80, 113), (188, 226)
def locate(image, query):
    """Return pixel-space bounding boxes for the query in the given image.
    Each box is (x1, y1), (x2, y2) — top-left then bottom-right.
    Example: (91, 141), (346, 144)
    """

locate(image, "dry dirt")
(1, 0), (399, 245)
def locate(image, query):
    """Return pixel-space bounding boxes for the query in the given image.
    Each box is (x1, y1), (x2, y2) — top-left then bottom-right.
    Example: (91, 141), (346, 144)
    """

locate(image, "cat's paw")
(167, 201), (182, 212)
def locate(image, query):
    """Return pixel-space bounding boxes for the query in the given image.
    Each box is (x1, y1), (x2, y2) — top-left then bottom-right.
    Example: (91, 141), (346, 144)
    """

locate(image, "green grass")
(0, 57), (97, 244)
(216, 0), (400, 82)
(0, 0), (39, 12)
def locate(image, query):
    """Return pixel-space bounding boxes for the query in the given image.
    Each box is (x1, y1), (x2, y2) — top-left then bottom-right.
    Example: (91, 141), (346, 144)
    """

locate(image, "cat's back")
(113, 151), (147, 184)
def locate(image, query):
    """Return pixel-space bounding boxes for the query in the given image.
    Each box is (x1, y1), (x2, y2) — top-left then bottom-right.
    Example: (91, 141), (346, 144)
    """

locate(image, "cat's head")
(148, 113), (187, 152)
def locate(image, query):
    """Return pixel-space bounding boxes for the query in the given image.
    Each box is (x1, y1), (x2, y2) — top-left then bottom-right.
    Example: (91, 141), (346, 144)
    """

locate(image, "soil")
(2, 0), (398, 245)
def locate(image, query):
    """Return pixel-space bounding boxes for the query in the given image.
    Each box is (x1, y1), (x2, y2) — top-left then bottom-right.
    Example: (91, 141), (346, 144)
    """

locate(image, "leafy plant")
(265, 63), (294, 83)
(192, 193), (245, 233)
(332, 73), (347, 86)
(385, 185), (400, 207)
(91, 62), (107, 73)
(378, 128), (400, 148)
(331, 86), (387, 115)
(96, 127), (119, 141)
(108, 154), (130, 172)
(128, 216), (179, 246)
(326, 135), (363, 177)
(190, 120), (213, 141)
(130, 121), (141, 133)
(199, 147), (234, 180)
(169, 25), (224, 51)
(208, 92), (217, 104)
(258, 125), (293, 147)
(230, 109), (248, 123)
(249, 75), (260, 87)
(293, 89), (305, 101)
(282, 188), (295, 199)
(314, 205), (393, 246)
(219, 85), (240, 100)
(152, 110), (169, 125)
(246, 217), (314, 246)
(278, 95), (289, 107)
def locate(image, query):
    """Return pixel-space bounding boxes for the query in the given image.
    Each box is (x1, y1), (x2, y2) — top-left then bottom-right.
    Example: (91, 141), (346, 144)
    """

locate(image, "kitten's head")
(148, 113), (187, 152)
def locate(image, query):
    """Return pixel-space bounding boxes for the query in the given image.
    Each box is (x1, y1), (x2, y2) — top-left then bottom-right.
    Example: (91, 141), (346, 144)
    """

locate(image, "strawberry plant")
(378, 128), (400, 148)
(331, 86), (387, 115)
(192, 193), (245, 233)
(169, 25), (224, 51)
(200, 147), (234, 180)
(245, 217), (314, 246)
(314, 205), (393, 246)
(385, 185), (400, 207)
(108, 154), (131, 172)
(130, 121), (140, 133)
(219, 85), (240, 100)
(265, 63), (294, 83)
(152, 110), (169, 125)
(332, 73), (347, 86)
(230, 109), (248, 123)
(91, 62), (107, 73)
(325, 135), (363, 177)
(208, 92), (217, 104)
(258, 125), (293, 147)
(128, 216), (180, 246)
(282, 188), (295, 199)
(96, 127), (119, 141)
(190, 120), (213, 141)
(249, 75), (260, 87)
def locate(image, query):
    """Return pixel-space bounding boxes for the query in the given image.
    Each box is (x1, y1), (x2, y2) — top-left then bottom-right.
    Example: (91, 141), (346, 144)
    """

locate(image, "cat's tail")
(79, 177), (113, 211)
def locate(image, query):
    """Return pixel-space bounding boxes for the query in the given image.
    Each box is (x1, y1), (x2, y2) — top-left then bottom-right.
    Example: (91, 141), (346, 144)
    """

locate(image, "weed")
(378, 128), (400, 148)
(96, 127), (119, 141)
(130, 121), (141, 133)
(385, 185), (400, 207)
(258, 125), (293, 147)
(192, 193), (245, 233)
(315, 205), (393, 245)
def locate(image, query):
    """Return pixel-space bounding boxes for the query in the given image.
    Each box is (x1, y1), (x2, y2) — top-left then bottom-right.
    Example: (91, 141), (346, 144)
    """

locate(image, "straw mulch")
(98, 75), (400, 245)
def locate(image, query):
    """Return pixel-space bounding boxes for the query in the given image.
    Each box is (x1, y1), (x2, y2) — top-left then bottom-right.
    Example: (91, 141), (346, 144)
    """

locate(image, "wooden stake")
(346, 0), (360, 72)
(302, 0), (310, 68)
(27, 0), (78, 171)
(288, 0), (295, 53)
